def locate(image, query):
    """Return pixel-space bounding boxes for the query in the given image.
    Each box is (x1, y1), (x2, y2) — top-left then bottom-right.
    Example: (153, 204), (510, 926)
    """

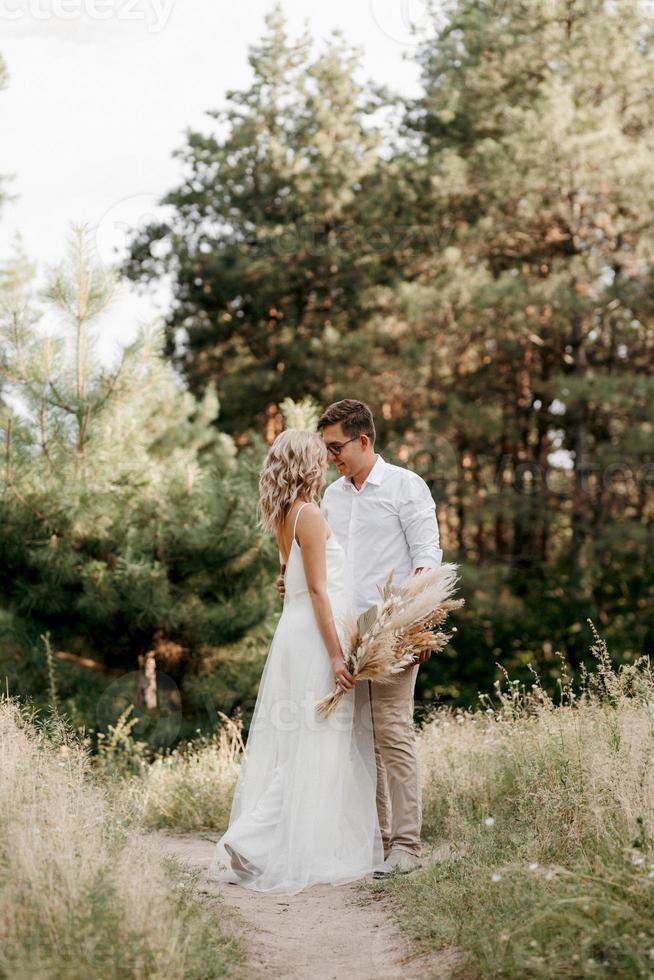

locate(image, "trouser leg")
(369, 662), (422, 856)
(369, 679), (392, 855)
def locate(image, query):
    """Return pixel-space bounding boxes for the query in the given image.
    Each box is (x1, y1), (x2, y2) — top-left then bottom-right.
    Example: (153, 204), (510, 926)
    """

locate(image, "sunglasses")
(324, 436), (359, 457)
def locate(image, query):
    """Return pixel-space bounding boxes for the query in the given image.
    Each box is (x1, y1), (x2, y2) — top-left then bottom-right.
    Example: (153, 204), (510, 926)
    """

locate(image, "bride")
(207, 429), (384, 894)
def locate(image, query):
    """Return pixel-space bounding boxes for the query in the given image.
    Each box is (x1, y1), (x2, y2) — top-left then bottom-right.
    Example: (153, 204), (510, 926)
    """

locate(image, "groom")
(279, 398), (443, 876)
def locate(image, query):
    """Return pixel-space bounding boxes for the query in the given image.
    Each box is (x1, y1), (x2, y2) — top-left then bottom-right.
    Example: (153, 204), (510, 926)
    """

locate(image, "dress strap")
(292, 501), (310, 544)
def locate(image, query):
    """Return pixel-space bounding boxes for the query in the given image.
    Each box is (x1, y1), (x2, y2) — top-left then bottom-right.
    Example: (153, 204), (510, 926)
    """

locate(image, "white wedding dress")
(207, 502), (385, 895)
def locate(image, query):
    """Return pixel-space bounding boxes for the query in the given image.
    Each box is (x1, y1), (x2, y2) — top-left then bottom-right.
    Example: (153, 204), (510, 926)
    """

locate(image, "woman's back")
(279, 501), (349, 604)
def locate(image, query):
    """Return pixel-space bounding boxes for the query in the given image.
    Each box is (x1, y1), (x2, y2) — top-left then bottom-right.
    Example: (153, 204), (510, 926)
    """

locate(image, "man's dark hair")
(317, 399), (376, 445)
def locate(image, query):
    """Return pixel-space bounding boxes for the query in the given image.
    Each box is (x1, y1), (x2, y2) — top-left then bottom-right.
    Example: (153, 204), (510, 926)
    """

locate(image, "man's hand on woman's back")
(276, 565), (286, 598)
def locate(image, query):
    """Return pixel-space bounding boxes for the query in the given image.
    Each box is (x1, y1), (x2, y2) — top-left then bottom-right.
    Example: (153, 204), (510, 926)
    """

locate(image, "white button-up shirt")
(320, 454), (443, 617)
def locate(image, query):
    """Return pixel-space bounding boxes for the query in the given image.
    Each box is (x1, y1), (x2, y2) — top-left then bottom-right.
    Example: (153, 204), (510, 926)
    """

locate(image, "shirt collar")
(345, 453), (387, 491)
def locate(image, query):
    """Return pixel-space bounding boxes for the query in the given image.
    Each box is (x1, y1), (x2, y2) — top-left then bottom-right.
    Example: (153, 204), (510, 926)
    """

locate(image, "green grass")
(367, 624), (654, 977)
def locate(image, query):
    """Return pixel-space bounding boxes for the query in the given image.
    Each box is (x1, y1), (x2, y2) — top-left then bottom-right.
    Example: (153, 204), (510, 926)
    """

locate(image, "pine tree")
(0, 227), (274, 723)
(122, 4), (386, 436)
(377, 0), (654, 691)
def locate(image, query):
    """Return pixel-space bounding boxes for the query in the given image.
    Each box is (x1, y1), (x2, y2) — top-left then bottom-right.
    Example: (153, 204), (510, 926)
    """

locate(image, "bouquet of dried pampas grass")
(315, 562), (464, 719)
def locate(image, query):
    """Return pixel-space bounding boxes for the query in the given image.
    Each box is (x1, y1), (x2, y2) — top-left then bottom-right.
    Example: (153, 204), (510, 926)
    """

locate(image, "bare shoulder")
(294, 502), (328, 544)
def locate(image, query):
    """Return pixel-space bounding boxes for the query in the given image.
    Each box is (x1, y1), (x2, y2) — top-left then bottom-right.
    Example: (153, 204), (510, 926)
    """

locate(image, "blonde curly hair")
(258, 429), (327, 533)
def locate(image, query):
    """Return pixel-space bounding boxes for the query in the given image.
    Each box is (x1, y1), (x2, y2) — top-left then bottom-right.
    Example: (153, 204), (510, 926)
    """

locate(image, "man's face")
(320, 423), (368, 477)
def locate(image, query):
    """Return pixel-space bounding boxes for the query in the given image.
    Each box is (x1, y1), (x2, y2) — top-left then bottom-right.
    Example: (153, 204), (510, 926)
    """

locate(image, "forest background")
(1, 0), (652, 748)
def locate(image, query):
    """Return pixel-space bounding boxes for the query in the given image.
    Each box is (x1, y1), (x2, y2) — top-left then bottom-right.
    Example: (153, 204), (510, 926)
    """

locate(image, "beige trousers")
(368, 662), (422, 857)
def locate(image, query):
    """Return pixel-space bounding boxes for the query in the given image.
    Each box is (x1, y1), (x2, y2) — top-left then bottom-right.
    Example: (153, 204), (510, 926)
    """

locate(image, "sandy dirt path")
(141, 830), (459, 980)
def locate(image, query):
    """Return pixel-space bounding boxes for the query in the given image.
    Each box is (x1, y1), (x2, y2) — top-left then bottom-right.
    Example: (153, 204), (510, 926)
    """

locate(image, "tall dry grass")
(0, 696), (243, 979)
(377, 622), (654, 978)
(102, 707), (245, 833)
(21, 615), (651, 977)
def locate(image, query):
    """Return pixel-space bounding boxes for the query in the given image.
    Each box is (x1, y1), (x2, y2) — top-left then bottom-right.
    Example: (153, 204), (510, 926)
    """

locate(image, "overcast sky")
(0, 1), (428, 368)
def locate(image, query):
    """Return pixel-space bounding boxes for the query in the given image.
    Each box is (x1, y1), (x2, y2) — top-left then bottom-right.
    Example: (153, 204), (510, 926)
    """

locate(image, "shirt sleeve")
(398, 475), (443, 571)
